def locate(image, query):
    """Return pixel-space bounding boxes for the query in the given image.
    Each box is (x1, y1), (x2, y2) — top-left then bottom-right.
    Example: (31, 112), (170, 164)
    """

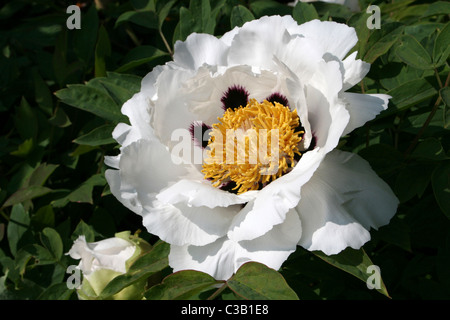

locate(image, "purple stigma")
(221, 85), (249, 111)
(189, 121), (212, 149)
(266, 93), (289, 106)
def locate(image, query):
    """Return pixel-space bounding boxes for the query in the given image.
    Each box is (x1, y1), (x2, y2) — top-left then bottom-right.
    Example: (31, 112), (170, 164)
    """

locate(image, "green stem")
(207, 281), (228, 300)
(405, 70), (450, 157)
(159, 28), (173, 57)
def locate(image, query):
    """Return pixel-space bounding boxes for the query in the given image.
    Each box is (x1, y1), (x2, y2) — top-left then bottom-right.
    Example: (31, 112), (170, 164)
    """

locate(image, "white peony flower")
(105, 16), (399, 281)
(68, 232), (148, 299)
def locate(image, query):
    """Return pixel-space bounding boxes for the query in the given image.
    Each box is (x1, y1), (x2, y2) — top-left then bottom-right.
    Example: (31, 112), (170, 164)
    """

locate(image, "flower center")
(202, 99), (304, 194)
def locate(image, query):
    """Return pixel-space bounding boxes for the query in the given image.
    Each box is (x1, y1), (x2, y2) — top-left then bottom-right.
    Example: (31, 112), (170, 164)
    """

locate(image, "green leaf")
(421, 1), (450, 18)
(433, 22), (450, 68)
(48, 106), (72, 128)
(73, 5), (99, 64)
(37, 283), (74, 300)
(396, 35), (433, 70)
(156, 0), (177, 28)
(71, 220), (95, 242)
(227, 262), (299, 300)
(73, 124), (116, 146)
(40, 228), (63, 261)
(131, 0), (155, 11)
(115, 11), (158, 30)
(51, 174), (106, 207)
(14, 97), (38, 141)
(249, 0), (292, 18)
(22, 244), (56, 266)
(381, 78), (438, 118)
(230, 5), (255, 29)
(32, 69), (53, 116)
(145, 270), (219, 300)
(25, 163), (59, 188)
(99, 241), (170, 299)
(88, 72), (142, 106)
(364, 23), (404, 64)
(7, 204), (31, 256)
(9, 138), (34, 158)
(394, 163), (435, 202)
(411, 138), (447, 161)
(55, 84), (127, 123)
(313, 248), (390, 298)
(2, 185), (52, 209)
(95, 25), (111, 78)
(292, 1), (318, 24)
(115, 46), (168, 73)
(31, 205), (55, 230)
(432, 163), (450, 219)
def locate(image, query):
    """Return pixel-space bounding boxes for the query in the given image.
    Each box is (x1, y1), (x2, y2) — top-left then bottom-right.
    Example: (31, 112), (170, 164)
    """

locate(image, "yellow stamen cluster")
(202, 99), (304, 194)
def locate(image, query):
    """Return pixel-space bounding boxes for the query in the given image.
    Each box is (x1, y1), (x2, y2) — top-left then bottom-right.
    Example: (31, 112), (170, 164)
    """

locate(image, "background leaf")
(227, 262), (299, 300)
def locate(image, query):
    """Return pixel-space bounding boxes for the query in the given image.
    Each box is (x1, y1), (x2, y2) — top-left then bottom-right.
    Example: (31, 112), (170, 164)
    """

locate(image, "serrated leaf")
(73, 124), (116, 146)
(227, 262), (299, 300)
(144, 270), (219, 300)
(313, 248), (390, 298)
(230, 5), (255, 29)
(432, 163), (450, 219)
(99, 241), (170, 299)
(396, 35), (433, 70)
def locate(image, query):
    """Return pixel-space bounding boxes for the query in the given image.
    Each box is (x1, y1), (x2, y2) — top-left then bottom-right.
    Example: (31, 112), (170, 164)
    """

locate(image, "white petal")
(303, 61), (350, 152)
(237, 209), (302, 271)
(156, 178), (257, 208)
(68, 236), (135, 275)
(142, 200), (239, 247)
(228, 16), (295, 70)
(342, 52), (370, 91)
(105, 169), (143, 215)
(169, 237), (237, 280)
(118, 139), (189, 200)
(110, 91), (156, 151)
(297, 150), (398, 255)
(170, 210), (302, 280)
(228, 148), (323, 242)
(295, 19), (357, 60)
(341, 92), (390, 136)
(173, 33), (229, 70)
